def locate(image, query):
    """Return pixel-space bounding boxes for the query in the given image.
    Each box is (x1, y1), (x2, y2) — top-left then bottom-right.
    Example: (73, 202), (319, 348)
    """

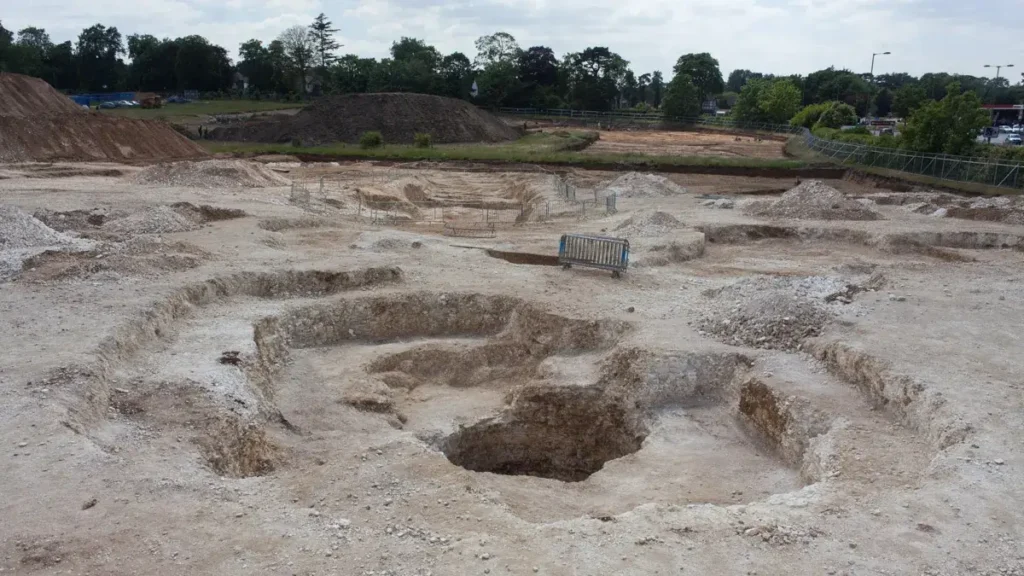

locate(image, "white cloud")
(4, 0), (1022, 78)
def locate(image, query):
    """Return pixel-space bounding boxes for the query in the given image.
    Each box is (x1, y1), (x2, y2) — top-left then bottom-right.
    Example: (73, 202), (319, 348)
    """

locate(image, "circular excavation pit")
(255, 292), (812, 520)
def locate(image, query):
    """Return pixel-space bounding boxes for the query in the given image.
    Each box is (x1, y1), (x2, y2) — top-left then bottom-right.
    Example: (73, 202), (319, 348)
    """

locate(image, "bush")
(360, 131), (384, 149)
(291, 137), (303, 147)
(790, 103), (830, 128)
(413, 133), (432, 148)
(844, 125), (871, 135)
(815, 102), (858, 129)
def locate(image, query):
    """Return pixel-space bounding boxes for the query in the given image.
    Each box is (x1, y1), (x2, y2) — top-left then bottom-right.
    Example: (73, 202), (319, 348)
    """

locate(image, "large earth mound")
(744, 180), (881, 221)
(210, 93), (521, 145)
(0, 73), (205, 163)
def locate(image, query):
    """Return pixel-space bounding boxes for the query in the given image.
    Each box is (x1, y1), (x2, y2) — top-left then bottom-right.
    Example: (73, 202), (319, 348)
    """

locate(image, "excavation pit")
(440, 387), (647, 482)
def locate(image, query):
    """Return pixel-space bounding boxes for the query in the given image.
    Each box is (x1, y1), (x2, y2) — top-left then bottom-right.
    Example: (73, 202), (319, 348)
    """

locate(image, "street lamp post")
(870, 51), (891, 79)
(985, 63), (1015, 81)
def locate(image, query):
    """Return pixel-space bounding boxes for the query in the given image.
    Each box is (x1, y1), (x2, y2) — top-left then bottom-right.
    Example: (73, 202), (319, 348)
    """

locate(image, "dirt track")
(1, 160), (1023, 575)
(584, 129), (788, 159)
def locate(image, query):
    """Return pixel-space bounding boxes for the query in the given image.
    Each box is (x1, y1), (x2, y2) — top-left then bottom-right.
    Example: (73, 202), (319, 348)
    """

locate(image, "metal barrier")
(558, 234), (630, 278)
(444, 222), (496, 238)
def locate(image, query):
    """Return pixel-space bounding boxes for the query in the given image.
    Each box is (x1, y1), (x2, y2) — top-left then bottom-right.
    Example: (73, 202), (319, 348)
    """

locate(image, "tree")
(0, 21), (12, 71)
(331, 54), (377, 94)
(474, 32), (520, 68)
(726, 69), (763, 93)
(672, 53), (723, 101)
(46, 41), (76, 89)
(309, 13), (340, 70)
(518, 46), (558, 87)
(174, 35), (232, 92)
(816, 101), (858, 128)
(901, 82), (990, 155)
(277, 26), (315, 95)
(77, 24), (125, 91)
(874, 88), (893, 117)
(790, 102), (830, 128)
(874, 72), (916, 91)
(562, 47), (628, 110)
(238, 39), (274, 93)
(892, 84), (928, 118)
(650, 70), (664, 107)
(518, 46), (559, 106)
(734, 78), (801, 124)
(760, 79), (803, 123)
(439, 52), (472, 98)
(388, 37), (441, 94)
(637, 73), (651, 105)
(661, 73), (701, 118)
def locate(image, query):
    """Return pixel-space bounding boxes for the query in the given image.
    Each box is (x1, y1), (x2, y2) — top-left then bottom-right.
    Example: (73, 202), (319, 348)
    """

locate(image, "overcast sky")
(5, 0), (1024, 80)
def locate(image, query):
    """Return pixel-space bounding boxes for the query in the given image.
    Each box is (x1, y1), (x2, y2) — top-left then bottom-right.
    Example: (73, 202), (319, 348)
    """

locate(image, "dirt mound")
(745, 180), (880, 221)
(131, 160), (291, 188)
(0, 74), (205, 163)
(615, 210), (682, 237)
(698, 276), (847, 351)
(209, 93), (521, 145)
(103, 206), (204, 235)
(19, 237), (209, 282)
(0, 73), (84, 117)
(0, 205), (80, 249)
(600, 172), (686, 198)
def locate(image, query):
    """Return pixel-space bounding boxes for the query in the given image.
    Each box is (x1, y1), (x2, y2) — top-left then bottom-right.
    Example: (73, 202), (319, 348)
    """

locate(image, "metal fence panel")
(558, 234), (629, 275)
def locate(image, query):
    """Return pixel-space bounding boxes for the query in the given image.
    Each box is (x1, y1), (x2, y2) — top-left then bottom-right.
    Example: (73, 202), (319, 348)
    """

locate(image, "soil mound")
(209, 93), (520, 145)
(131, 160), (290, 188)
(745, 180), (880, 221)
(615, 210), (683, 237)
(0, 73), (205, 163)
(104, 206), (204, 235)
(0, 73), (84, 117)
(600, 172), (686, 198)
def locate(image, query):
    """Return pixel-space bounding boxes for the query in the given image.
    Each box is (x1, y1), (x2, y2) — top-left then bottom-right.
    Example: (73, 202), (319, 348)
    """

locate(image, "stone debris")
(614, 210), (682, 237)
(131, 159), (291, 189)
(745, 180), (881, 221)
(104, 206), (205, 235)
(600, 172), (686, 198)
(0, 205), (80, 250)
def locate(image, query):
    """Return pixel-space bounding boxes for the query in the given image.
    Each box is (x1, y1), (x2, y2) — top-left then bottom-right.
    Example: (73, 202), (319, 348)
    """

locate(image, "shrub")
(791, 102), (830, 128)
(360, 131), (384, 149)
(413, 133), (432, 148)
(815, 102), (858, 129)
(291, 137), (303, 147)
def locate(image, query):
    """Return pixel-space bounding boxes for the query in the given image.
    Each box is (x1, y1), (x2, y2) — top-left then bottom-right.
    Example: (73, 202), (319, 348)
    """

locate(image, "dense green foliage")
(661, 74), (701, 118)
(900, 83), (991, 155)
(359, 131), (383, 149)
(734, 78), (802, 124)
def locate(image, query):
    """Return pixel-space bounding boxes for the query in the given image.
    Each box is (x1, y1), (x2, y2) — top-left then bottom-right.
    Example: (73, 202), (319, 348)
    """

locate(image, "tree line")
(3, 15), (1021, 114)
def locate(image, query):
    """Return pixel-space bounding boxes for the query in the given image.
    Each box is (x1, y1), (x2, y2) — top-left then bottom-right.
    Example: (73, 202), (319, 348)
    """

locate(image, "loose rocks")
(745, 180), (881, 221)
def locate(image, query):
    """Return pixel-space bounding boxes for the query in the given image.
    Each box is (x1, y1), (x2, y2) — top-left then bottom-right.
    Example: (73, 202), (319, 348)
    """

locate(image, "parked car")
(165, 96), (192, 104)
(98, 101), (118, 109)
(1007, 134), (1023, 146)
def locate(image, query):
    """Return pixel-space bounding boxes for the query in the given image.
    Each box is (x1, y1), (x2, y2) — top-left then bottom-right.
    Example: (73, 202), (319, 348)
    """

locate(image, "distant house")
(233, 72), (249, 93)
(701, 99), (718, 114)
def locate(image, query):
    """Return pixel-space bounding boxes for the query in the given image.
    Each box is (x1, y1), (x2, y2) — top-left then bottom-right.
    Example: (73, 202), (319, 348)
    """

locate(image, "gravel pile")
(1, 205), (92, 281)
(615, 210), (683, 237)
(745, 180), (880, 221)
(600, 172), (686, 198)
(131, 160), (291, 188)
(697, 276), (846, 351)
(0, 205), (79, 249)
(104, 206), (204, 235)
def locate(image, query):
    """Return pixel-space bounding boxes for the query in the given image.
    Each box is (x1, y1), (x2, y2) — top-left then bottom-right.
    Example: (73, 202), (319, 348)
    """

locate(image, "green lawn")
(98, 100), (304, 122)
(203, 131), (810, 170)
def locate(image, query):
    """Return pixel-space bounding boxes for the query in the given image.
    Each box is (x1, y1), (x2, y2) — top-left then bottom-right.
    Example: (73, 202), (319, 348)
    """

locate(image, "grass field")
(204, 131), (811, 170)
(98, 100), (303, 122)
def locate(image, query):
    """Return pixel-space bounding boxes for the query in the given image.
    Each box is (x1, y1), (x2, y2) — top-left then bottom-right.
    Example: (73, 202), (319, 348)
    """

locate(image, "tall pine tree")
(309, 13), (340, 70)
